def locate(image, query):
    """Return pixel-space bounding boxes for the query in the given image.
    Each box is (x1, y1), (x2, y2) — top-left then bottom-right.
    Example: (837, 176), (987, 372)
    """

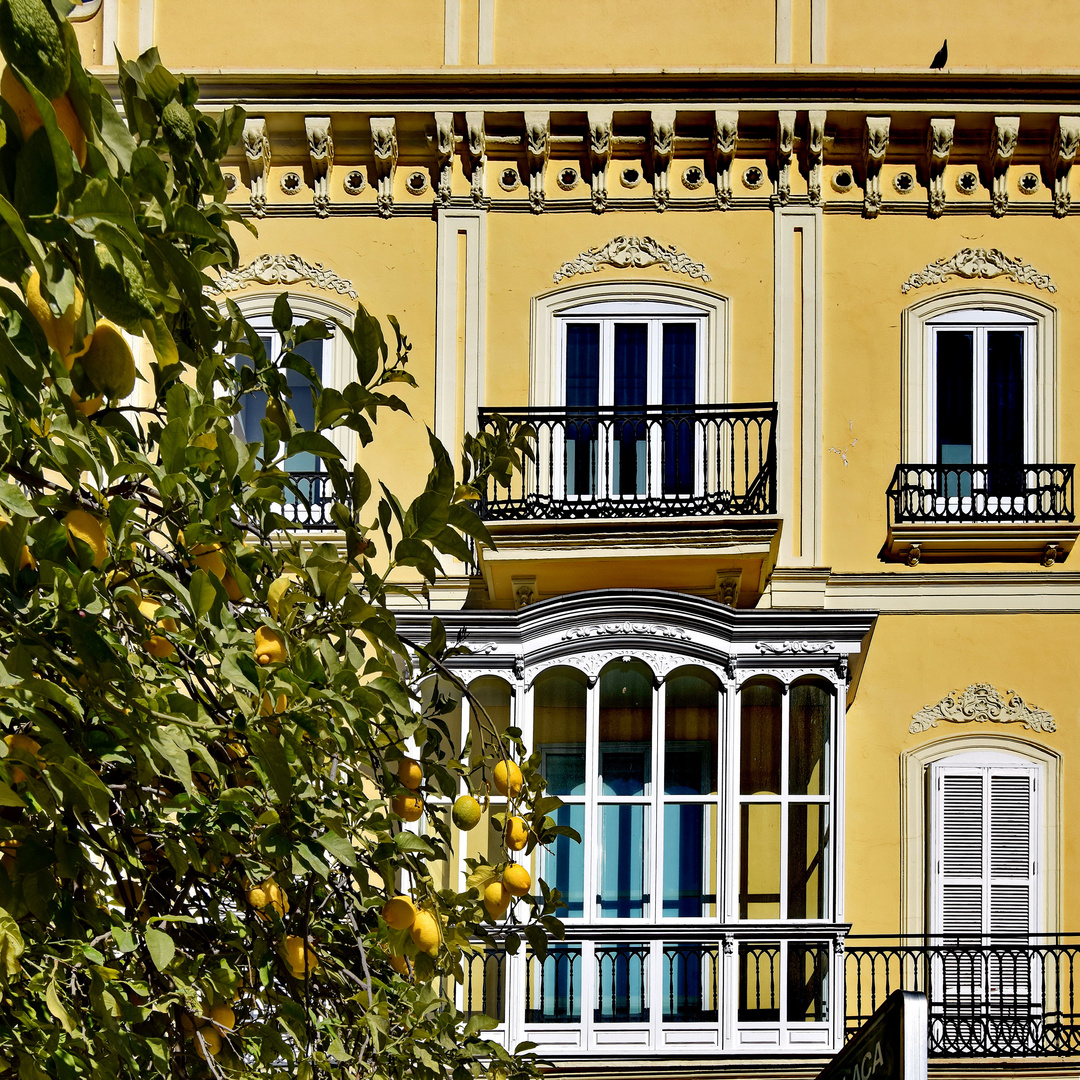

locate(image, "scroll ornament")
(553, 235), (711, 284)
(206, 253), (358, 299)
(909, 683), (1056, 734)
(901, 248), (1056, 294)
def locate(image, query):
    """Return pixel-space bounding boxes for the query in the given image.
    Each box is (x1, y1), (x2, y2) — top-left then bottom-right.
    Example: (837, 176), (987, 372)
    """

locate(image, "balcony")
(474, 404), (781, 606)
(456, 931), (1080, 1059)
(884, 464), (1079, 565)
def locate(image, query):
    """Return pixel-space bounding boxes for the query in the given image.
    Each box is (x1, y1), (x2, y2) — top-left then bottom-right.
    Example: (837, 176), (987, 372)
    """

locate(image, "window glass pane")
(535, 668), (587, 796)
(788, 804), (827, 919)
(789, 681), (829, 796)
(420, 676), (461, 763)
(663, 944), (719, 1022)
(468, 676), (511, 769)
(787, 944), (829, 1022)
(738, 943), (780, 1021)
(565, 324), (600, 408)
(595, 944), (649, 1022)
(283, 337), (323, 472)
(662, 323), (696, 407)
(987, 329), (1025, 496)
(936, 330), (974, 466)
(740, 803), (781, 919)
(542, 804), (584, 918)
(740, 681), (781, 795)
(599, 662), (652, 795)
(663, 803), (717, 918)
(599, 804), (648, 918)
(613, 324), (648, 496)
(527, 944), (582, 1022)
(665, 669), (718, 794)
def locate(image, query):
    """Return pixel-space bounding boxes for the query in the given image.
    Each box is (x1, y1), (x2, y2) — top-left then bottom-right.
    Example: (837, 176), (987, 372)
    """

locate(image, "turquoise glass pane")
(599, 804), (647, 918)
(545, 804), (584, 918)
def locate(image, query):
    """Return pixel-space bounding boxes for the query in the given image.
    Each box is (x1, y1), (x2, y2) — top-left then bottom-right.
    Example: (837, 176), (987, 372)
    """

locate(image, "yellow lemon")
(3, 732), (40, 783)
(282, 935), (318, 978)
(222, 572), (243, 602)
(397, 757), (422, 790)
(254, 626), (286, 665)
(504, 816), (528, 851)
(208, 1004), (235, 1031)
(483, 880), (511, 918)
(389, 953), (410, 976)
(194, 1026), (221, 1059)
(409, 910), (440, 956)
(25, 268), (91, 367)
(493, 759), (523, 799)
(246, 878), (288, 918)
(137, 598), (177, 659)
(81, 320), (135, 400)
(1, 69), (86, 166)
(502, 864), (531, 897)
(391, 793), (423, 822)
(259, 691), (288, 716)
(64, 508), (107, 567)
(179, 1011), (205, 1035)
(381, 895), (417, 930)
(451, 795), (482, 831)
(70, 389), (102, 416)
(191, 542), (226, 580)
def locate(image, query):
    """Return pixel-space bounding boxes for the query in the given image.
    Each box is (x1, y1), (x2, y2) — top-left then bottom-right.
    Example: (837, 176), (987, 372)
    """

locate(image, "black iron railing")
(279, 471), (338, 530)
(478, 404), (777, 521)
(887, 464), (1075, 525)
(845, 934), (1080, 1056)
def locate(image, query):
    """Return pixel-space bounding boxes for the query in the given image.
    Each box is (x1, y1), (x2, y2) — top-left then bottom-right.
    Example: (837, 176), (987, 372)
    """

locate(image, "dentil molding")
(900, 247), (1057, 294)
(910, 682), (1056, 734)
(207, 253), (358, 298)
(552, 235), (711, 284)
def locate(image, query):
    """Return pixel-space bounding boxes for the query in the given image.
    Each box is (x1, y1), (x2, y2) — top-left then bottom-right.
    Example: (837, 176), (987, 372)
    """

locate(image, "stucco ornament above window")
(206, 254), (358, 299)
(901, 248), (1057, 294)
(552, 235), (711, 284)
(910, 683), (1057, 734)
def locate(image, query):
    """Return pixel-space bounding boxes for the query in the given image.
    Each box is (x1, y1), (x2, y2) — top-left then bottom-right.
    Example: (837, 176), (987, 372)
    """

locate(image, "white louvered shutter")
(931, 759), (1038, 936)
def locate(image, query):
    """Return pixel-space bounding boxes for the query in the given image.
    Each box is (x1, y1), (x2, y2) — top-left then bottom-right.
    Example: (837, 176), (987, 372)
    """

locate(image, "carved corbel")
(806, 110), (826, 204)
(588, 108), (613, 212)
(511, 576), (537, 609)
(465, 111), (486, 206)
(775, 110), (795, 204)
(305, 117), (333, 219)
(369, 116), (398, 218)
(242, 118), (270, 217)
(650, 108), (676, 211)
(716, 569), (742, 608)
(434, 112), (455, 206)
(524, 111), (549, 213)
(1049, 115), (1080, 217)
(926, 118), (954, 219)
(862, 116), (891, 218)
(712, 110), (738, 209)
(987, 116), (1019, 218)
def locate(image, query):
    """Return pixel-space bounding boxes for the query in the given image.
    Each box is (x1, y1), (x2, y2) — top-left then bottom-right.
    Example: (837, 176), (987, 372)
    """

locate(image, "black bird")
(930, 39), (948, 69)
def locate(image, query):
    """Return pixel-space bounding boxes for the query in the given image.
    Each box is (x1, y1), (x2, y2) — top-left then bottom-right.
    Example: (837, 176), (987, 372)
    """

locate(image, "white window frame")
(900, 290), (1057, 466)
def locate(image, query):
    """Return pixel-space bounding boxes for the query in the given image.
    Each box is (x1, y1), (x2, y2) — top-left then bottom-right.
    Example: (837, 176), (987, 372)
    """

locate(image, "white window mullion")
(583, 674), (600, 923)
(778, 684), (790, 922)
(973, 326), (989, 466)
(652, 676), (665, 926)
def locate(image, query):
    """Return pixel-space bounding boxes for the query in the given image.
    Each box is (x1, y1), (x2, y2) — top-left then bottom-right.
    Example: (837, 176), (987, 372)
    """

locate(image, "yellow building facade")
(75, 0), (1080, 1072)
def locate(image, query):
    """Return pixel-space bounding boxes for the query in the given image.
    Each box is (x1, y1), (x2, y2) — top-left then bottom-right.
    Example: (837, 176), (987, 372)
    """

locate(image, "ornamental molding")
(305, 117), (333, 219)
(562, 623), (691, 642)
(909, 683), (1056, 734)
(588, 108), (613, 212)
(900, 248), (1057, 294)
(206, 253), (358, 299)
(552, 235), (711, 284)
(756, 640), (835, 654)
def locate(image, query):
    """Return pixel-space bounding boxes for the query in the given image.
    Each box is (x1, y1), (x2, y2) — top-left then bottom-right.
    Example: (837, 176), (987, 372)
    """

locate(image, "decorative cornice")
(900, 247), (1057, 293)
(562, 623), (691, 641)
(552, 235), (711, 284)
(206, 253), (358, 298)
(756, 640), (835, 654)
(910, 683), (1056, 734)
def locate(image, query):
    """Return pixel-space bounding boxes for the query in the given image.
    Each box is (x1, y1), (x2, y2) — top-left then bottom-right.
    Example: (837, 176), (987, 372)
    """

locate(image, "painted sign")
(817, 991), (927, 1080)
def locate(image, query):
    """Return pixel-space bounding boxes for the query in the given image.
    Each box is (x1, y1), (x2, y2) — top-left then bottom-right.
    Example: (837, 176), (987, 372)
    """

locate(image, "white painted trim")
(529, 279), (729, 410)
(773, 206), (824, 567)
(826, 572), (1080, 613)
(227, 292), (357, 466)
(900, 734), (1061, 936)
(101, 0), (118, 65)
(443, 0), (460, 65)
(900, 289), (1058, 465)
(138, 0), (154, 53)
(775, 0), (792, 63)
(810, 0), (827, 62)
(478, 0), (495, 65)
(435, 207), (487, 449)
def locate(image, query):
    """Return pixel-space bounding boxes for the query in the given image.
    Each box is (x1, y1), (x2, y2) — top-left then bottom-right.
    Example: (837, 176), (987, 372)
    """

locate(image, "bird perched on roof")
(930, 39), (948, 69)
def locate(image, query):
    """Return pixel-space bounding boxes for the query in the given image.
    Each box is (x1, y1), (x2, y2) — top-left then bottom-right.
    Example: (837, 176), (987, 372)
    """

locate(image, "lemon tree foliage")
(0, 3), (566, 1079)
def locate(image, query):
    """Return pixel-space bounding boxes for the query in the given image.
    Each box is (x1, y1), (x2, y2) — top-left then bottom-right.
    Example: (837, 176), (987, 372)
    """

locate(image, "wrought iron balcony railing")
(887, 464), (1075, 525)
(477, 404), (777, 521)
(276, 471), (339, 530)
(845, 934), (1080, 1057)
(453, 931), (1080, 1057)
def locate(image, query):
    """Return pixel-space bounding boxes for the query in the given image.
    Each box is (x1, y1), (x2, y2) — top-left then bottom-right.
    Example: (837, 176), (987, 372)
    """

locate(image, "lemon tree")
(0, 2), (571, 1079)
